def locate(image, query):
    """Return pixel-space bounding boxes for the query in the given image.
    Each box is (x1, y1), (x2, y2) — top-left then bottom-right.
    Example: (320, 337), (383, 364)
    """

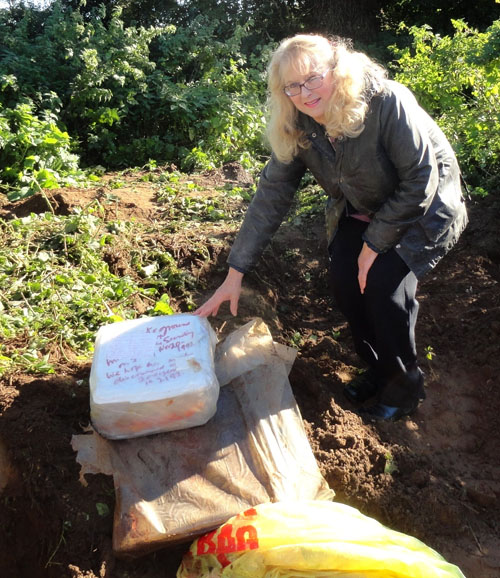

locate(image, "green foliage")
(128, 16), (268, 170)
(0, 91), (85, 200)
(0, 4), (269, 175)
(391, 20), (500, 190)
(384, 451), (399, 475)
(0, 2), (83, 102)
(61, 0), (497, 45)
(289, 174), (328, 226)
(1, 2), (498, 197)
(0, 202), (198, 375)
(156, 170), (252, 224)
(380, 0), (496, 36)
(66, 6), (162, 165)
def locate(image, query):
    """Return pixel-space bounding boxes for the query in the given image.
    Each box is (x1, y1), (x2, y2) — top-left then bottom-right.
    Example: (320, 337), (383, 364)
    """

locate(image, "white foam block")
(89, 314), (219, 439)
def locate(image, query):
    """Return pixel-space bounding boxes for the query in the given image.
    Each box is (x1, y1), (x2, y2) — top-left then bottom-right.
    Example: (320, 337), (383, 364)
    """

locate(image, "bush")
(3, 3), (496, 196)
(108, 16), (268, 170)
(0, 4), (269, 175)
(0, 85), (84, 200)
(390, 19), (500, 191)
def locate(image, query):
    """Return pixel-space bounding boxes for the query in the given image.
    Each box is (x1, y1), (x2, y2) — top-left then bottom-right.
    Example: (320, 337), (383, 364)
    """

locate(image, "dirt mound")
(0, 173), (499, 578)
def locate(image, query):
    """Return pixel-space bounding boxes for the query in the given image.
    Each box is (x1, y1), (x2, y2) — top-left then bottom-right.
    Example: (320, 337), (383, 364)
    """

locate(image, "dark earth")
(0, 165), (499, 577)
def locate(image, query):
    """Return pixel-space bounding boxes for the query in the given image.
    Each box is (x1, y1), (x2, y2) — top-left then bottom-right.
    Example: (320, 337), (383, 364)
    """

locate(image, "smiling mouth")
(305, 98), (320, 107)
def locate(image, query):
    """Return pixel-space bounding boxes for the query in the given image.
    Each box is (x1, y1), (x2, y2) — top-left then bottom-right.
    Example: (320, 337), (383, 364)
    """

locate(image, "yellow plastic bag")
(177, 501), (465, 578)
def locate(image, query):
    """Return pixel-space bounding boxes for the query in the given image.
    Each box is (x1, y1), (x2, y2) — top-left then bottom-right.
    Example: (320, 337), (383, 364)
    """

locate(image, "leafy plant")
(0, 201), (199, 376)
(289, 331), (304, 348)
(156, 171), (250, 225)
(95, 502), (110, 517)
(287, 173), (329, 226)
(391, 19), (500, 190)
(425, 345), (435, 361)
(0, 5), (270, 173)
(0, 93), (86, 200)
(384, 451), (399, 475)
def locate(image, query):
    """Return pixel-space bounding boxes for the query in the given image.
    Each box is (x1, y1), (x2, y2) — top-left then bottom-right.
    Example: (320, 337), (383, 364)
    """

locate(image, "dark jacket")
(228, 80), (468, 278)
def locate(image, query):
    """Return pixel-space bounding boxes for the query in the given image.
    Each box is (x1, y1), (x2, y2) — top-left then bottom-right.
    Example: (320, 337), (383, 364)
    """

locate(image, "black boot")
(357, 399), (420, 422)
(343, 368), (380, 404)
(358, 367), (425, 422)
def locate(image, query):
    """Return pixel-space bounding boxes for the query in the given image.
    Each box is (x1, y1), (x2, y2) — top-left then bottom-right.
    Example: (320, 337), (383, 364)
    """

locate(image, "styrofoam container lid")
(90, 314), (218, 405)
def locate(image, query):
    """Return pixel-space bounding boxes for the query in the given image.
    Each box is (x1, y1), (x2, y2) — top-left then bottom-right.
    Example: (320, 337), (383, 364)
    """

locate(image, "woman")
(195, 34), (468, 422)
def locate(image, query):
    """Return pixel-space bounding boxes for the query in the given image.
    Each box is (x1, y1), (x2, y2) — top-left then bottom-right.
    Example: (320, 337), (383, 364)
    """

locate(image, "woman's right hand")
(194, 267), (244, 317)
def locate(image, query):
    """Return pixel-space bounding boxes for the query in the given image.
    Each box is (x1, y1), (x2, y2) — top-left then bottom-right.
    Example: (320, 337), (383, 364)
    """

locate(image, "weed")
(45, 520), (72, 567)
(290, 331), (304, 348)
(384, 452), (399, 475)
(289, 178), (328, 226)
(0, 202), (202, 376)
(283, 248), (300, 261)
(95, 502), (110, 517)
(156, 174), (246, 224)
(217, 182), (255, 202)
(109, 179), (125, 189)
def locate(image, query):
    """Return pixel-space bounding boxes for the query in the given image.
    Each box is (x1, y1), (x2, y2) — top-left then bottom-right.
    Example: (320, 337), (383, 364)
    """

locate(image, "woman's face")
(283, 59), (334, 125)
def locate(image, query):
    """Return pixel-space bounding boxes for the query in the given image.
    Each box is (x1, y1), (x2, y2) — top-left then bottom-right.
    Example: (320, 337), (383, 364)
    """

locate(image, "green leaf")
(96, 502), (110, 517)
(107, 314), (124, 323)
(83, 274), (98, 284)
(384, 452), (399, 475)
(55, 274), (71, 285)
(154, 300), (174, 315)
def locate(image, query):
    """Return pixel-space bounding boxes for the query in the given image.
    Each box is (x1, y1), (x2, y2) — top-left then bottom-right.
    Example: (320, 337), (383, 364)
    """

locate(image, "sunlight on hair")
(266, 34), (387, 163)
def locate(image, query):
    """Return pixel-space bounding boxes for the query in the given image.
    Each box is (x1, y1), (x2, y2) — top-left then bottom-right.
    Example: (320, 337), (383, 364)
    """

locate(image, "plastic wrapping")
(177, 500), (466, 578)
(89, 314), (219, 439)
(73, 319), (334, 557)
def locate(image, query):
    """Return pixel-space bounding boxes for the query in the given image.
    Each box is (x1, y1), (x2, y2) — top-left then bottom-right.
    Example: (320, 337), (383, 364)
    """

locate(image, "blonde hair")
(266, 34), (387, 163)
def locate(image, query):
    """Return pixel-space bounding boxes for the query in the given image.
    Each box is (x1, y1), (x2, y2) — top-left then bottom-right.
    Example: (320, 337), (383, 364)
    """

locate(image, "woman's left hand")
(358, 242), (378, 294)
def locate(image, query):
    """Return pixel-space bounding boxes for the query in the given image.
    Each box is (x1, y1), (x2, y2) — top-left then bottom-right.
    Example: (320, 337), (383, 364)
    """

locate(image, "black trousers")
(329, 216), (424, 407)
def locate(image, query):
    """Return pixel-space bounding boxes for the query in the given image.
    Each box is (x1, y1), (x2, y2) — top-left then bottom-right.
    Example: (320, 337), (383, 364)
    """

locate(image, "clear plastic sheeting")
(72, 318), (334, 557)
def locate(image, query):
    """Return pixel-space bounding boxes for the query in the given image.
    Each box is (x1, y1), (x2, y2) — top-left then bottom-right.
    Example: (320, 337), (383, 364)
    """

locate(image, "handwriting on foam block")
(103, 322), (197, 388)
(145, 321), (191, 335)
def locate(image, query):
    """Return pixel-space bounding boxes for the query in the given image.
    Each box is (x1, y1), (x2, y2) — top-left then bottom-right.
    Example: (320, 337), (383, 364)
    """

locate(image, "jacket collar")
(296, 112), (325, 137)
(296, 113), (336, 160)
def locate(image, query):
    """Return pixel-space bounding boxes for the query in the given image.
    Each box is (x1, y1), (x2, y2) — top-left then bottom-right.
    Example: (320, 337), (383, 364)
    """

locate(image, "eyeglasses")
(283, 70), (331, 97)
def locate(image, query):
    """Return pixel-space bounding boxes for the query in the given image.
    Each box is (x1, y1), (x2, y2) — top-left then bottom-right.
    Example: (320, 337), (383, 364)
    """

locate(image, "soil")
(0, 165), (499, 578)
